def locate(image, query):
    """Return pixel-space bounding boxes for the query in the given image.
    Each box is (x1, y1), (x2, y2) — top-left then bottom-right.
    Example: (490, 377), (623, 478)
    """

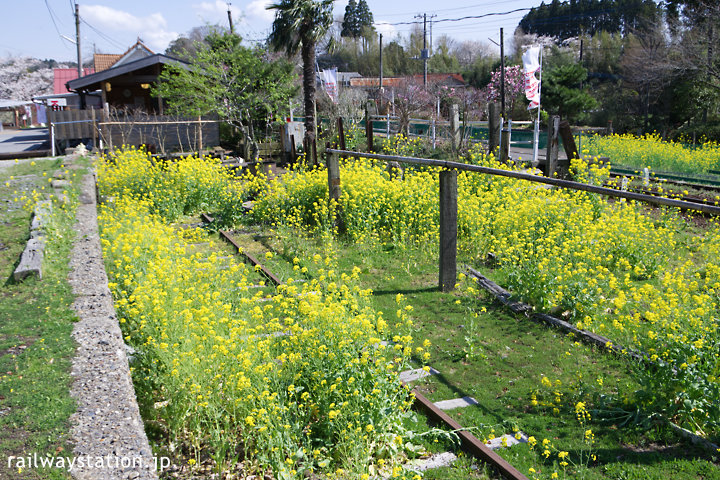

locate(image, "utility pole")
(379, 33), (384, 90)
(416, 14), (429, 87)
(227, 3), (234, 34)
(428, 14), (437, 55)
(579, 28), (584, 90)
(500, 27), (505, 118)
(75, 3), (82, 78)
(423, 13), (428, 87)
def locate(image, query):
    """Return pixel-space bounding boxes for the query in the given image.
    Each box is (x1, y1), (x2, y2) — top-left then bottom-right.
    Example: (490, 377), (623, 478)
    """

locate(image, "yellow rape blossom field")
(250, 142), (719, 442)
(585, 133), (720, 175)
(98, 151), (431, 479)
(97, 139), (720, 478)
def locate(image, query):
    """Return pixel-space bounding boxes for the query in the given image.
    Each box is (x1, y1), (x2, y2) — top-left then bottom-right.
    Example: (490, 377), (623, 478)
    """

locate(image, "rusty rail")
(200, 213), (284, 286)
(411, 388), (529, 480)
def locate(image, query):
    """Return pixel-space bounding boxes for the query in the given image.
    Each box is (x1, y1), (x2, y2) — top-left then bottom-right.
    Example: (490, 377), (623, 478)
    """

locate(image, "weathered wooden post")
(197, 115), (203, 155)
(103, 103), (112, 151)
(439, 169), (458, 292)
(290, 134), (297, 165)
(337, 117), (346, 152)
(326, 144), (345, 233)
(499, 119), (510, 163)
(91, 107), (97, 151)
(545, 115), (560, 177)
(312, 139), (318, 168)
(365, 109), (374, 151)
(488, 102), (501, 156)
(558, 120), (579, 161)
(450, 104), (460, 153)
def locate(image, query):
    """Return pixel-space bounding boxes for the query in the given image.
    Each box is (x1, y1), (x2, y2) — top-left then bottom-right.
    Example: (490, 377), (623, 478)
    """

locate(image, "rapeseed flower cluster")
(585, 133), (720, 174)
(97, 149), (425, 478)
(97, 146), (266, 226)
(254, 144), (719, 437)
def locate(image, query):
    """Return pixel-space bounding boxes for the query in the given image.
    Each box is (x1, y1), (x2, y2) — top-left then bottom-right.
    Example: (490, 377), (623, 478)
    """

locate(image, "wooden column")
(290, 134), (297, 165)
(488, 102), (501, 156)
(365, 109), (373, 151)
(91, 107), (97, 150)
(499, 120), (510, 163)
(439, 170), (457, 292)
(450, 104), (460, 153)
(558, 120), (579, 160)
(326, 147), (345, 233)
(197, 115), (203, 155)
(337, 117), (346, 152)
(545, 115), (560, 177)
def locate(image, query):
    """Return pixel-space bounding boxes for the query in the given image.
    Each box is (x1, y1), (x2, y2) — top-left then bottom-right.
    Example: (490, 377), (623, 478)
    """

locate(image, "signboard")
(46, 98), (67, 107)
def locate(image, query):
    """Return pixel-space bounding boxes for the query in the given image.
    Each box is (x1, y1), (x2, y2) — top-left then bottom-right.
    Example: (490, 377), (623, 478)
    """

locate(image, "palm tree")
(268, 0), (333, 153)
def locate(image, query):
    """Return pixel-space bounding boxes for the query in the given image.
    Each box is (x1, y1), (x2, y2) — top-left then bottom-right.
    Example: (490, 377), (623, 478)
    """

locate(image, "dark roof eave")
(66, 54), (189, 92)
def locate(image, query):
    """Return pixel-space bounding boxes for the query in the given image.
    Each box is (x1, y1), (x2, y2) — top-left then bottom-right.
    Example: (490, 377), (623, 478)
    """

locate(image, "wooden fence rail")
(325, 147), (720, 290)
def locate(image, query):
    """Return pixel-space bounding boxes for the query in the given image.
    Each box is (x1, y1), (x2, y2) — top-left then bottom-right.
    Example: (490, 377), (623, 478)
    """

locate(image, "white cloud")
(193, 1), (242, 24)
(81, 5), (178, 52)
(245, 0), (275, 24)
(375, 22), (396, 39)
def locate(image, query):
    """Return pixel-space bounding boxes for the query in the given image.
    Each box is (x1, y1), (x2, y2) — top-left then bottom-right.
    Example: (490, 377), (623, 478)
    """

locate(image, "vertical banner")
(522, 46), (541, 110)
(322, 68), (339, 104)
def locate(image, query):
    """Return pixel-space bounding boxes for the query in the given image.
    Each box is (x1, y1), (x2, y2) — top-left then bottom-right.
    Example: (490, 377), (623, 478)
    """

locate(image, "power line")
(383, 7), (534, 26)
(44, 0), (71, 50)
(80, 18), (126, 50)
(372, 0), (523, 18)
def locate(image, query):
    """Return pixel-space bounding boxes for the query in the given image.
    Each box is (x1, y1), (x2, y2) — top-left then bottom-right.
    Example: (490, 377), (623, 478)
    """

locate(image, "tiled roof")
(94, 54), (122, 72)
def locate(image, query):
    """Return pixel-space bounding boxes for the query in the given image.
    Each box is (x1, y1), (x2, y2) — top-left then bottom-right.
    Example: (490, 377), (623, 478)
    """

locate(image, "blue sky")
(3, 0), (541, 62)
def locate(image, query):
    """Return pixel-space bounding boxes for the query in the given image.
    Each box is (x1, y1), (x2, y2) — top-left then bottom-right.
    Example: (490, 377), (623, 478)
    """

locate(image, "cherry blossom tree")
(484, 65), (525, 114)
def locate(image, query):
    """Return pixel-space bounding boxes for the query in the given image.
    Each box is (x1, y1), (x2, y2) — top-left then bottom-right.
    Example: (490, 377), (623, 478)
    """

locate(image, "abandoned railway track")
(199, 217), (530, 480)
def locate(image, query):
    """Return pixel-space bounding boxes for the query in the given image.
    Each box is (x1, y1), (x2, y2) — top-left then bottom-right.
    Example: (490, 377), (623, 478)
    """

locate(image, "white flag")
(322, 68), (339, 104)
(522, 46), (541, 110)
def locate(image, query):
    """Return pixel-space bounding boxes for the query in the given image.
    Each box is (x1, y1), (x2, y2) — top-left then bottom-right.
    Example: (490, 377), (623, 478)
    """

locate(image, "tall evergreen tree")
(341, 0), (359, 38)
(519, 0), (659, 39)
(356, 0), (374, 33)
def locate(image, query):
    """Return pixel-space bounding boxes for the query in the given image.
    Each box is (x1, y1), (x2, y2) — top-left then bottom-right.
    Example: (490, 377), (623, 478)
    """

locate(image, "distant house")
(66, 51), (189, 113)
(93, 40), (154, 72)
(350, 73), (466, 89)
(53, 68), (96, 94)
(0, 99), (33, 128)
(316, 71), (362, 88)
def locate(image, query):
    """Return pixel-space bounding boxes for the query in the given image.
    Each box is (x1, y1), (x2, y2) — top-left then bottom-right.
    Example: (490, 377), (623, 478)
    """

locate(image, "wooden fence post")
(558, 120), (579, 161)
(545, 115), (560, 177)
(91, 108), (97, 151)
(488, 102), (501, 156)
(450, 104), (460, 153)
(439, 170), (458, 292)
(499, 119), (510, 163)
(326, 145), (345, 233)
(290, 134), (297, 165)
(197, 115), (203, 156)
(312, 138), (318, 167)
(365, 109), (374, 151)
(337, 117), (346, 152)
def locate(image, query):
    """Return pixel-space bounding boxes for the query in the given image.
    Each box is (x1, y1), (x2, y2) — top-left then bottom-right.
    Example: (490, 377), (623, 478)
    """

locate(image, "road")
(0, 128), (49, 154)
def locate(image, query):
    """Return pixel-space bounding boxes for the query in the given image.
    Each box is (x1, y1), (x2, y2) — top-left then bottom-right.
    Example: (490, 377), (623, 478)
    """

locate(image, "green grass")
(238, 224), (720, 480)
(0, 158), (85, 479)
